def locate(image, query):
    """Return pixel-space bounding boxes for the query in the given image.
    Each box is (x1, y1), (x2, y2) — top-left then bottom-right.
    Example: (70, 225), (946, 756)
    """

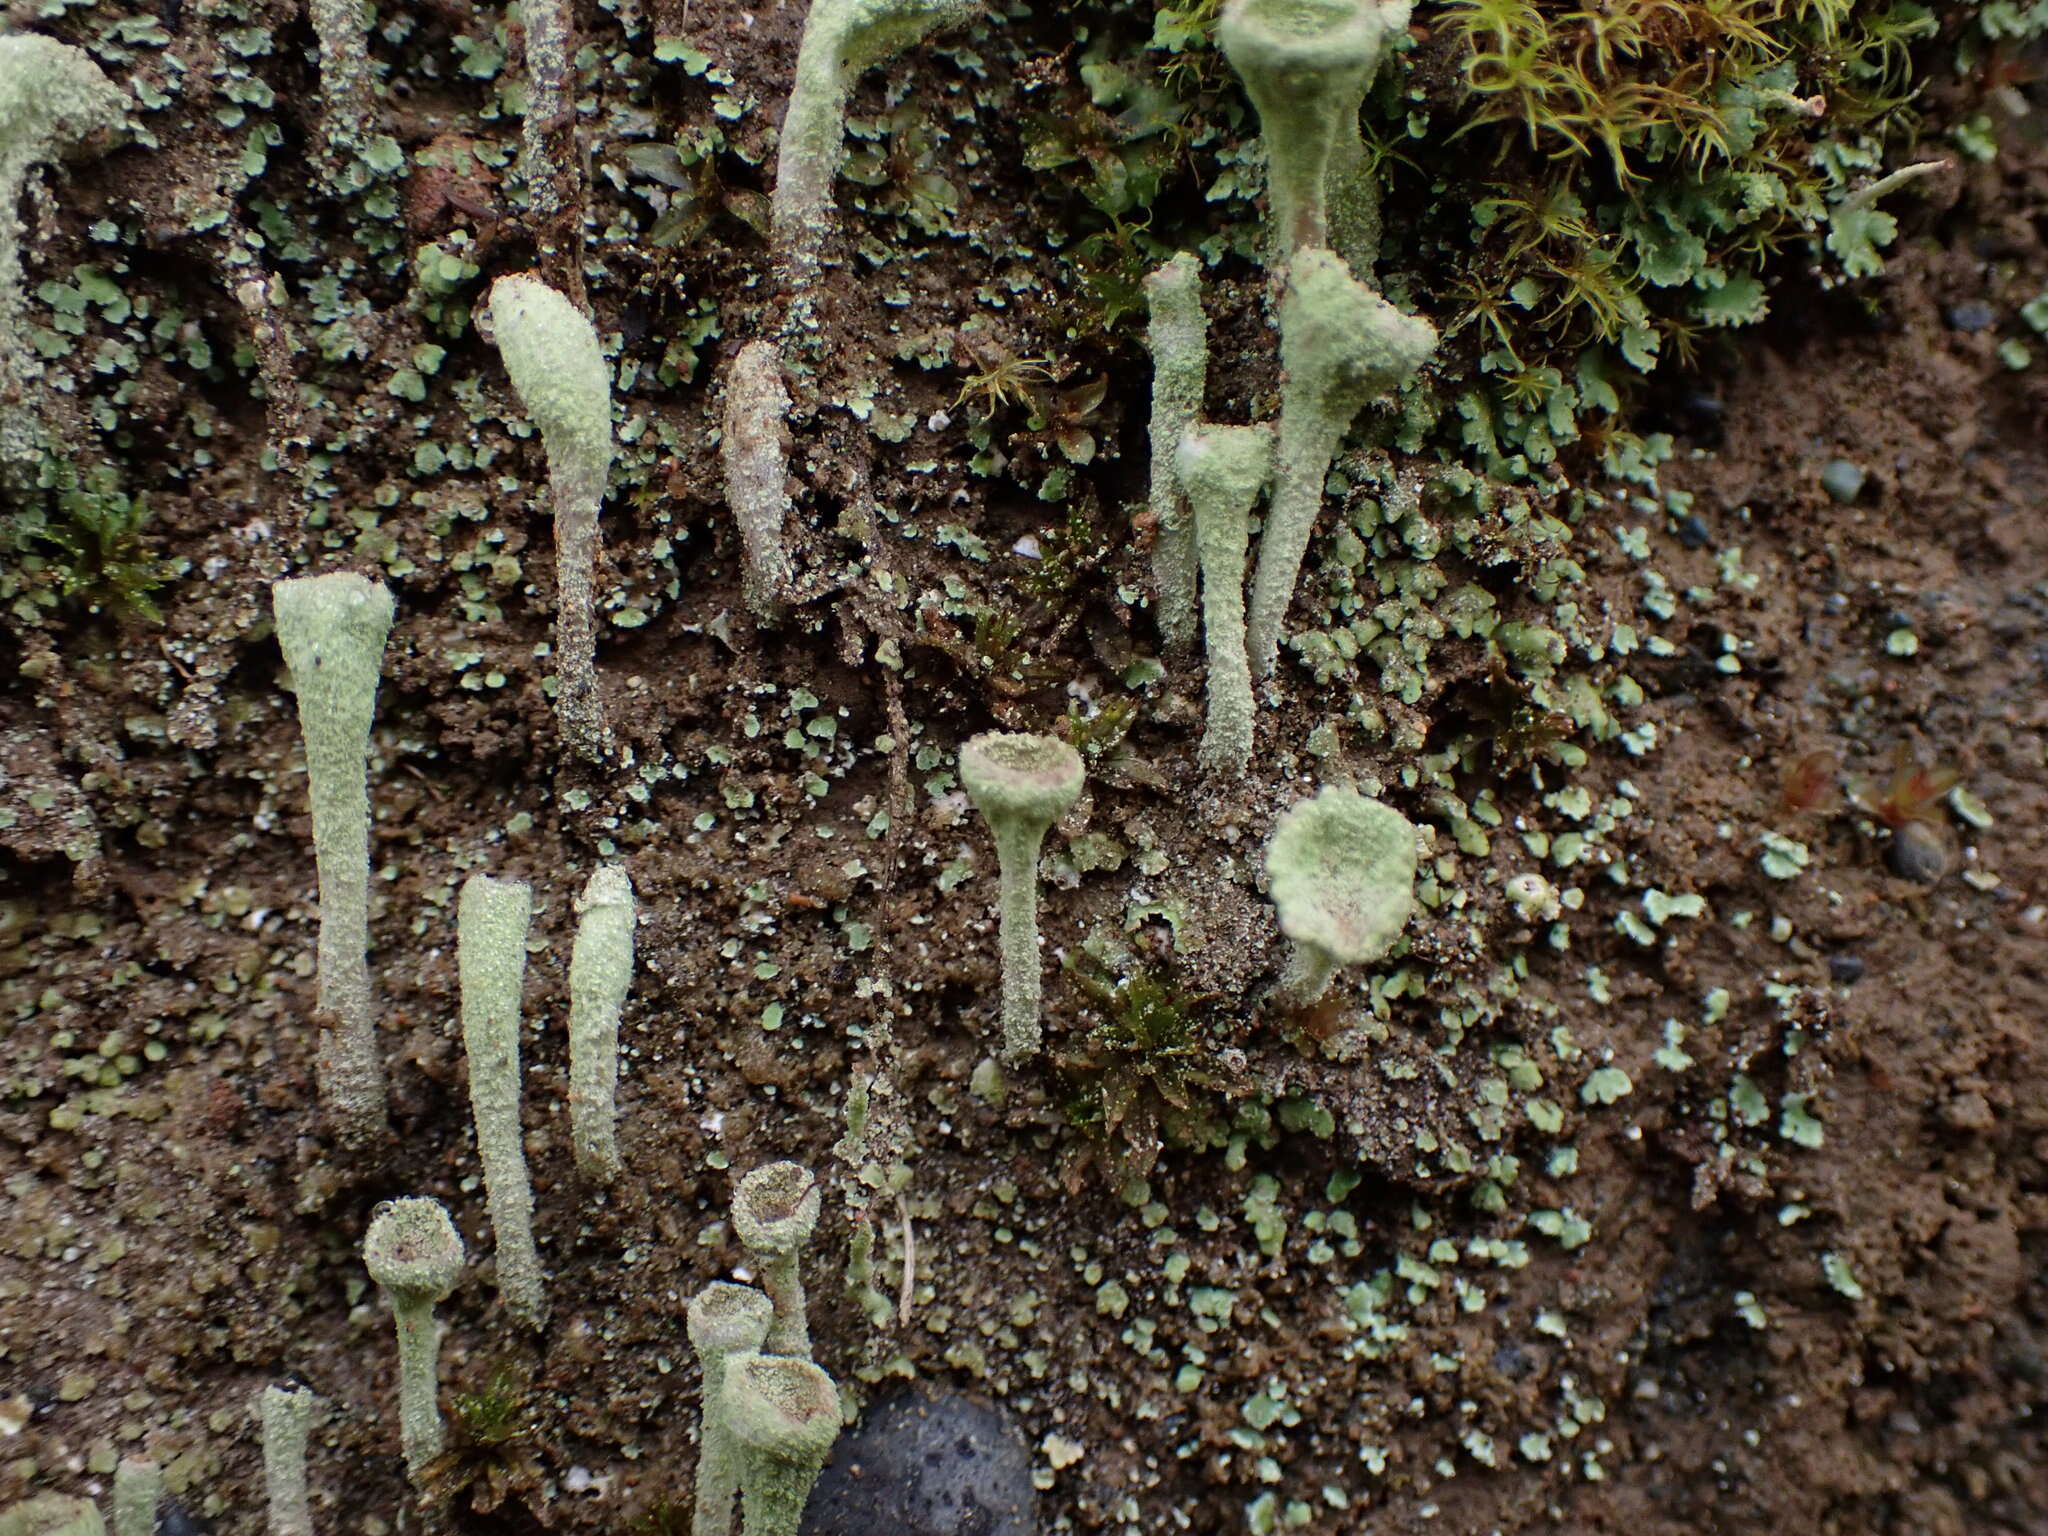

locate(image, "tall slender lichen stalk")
(771, 0), (977, 305)
(1244, 250), (1435, 678)
(487, 273), (614, 762)
(568, 864), (634, 1185)
(306, 0), (377, 183)
(1178, 425), (1273, 776)
(0, 37), (124, 471)
(518, 0), (579, 247)
(958, 732), (1086, 1061)
(272, 572), (396, 1147)
(721, 1353), (842, 1536)
(458, 873), (546, 1327)
(719, 341), (796, 622)
(361, 1199), (465, 1481)
(1217, 0), (1410, 275)
(1143, 254), (1209, 655)
(686, 1282), (773, 1536)
(257, 1386), (315, 1536)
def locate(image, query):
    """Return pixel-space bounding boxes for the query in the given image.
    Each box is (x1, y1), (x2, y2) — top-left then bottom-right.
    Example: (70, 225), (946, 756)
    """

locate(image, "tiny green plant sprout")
(959, 732), (1087, 1061)
(0, 36), (124, 471)
(362, 1198), (465, 1481)
(257, 1385), (316, 1536)
(486, 273), (614, 763)
(771, 0), (978, 298)
(1264, 786), (1418, 1008)
(458, 872), (546, 1327)
(1177, 424), (1273, 777)
(731, 1161), (822, 1358)
(109, 1458), (160, 1536)
(1143, 254), (1209, 654)
(1217, 0), (1409, 274)
(1244, 250), (1436, 678)
(720, 1353), (842, 1536)
(719, 341), (796, 623)
(569, 864), (635, 1185)
(272, 571), (397, 1147)
(686, 1282), (774, 1536)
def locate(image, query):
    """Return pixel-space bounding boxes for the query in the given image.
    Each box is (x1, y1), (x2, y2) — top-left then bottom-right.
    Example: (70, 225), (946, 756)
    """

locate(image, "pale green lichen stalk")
(772, 0), (977, 300)
(1217, 0), (1410, 274)
(0, 36), (124, 470)
(272, 572), (397, 1147)
(518, 0), (578, 239)
(306, 0), (378, 182)
(487, 274), (614, 762)
(686, 1282), (773, 1536)
(732, 1161), (822, 1357)
(362, 1198), (465, 1481)
(1264, 787), (1417, 1007)
(1178, 425), (1272, 776)
(721, 1353), (842, 1536)
(1244, 250), (1435, 678)
(1143, 254), (1209, 655)
(568, 864), (634, 1185)
(0, 1496), (103, 1536)
(719, 341), (796, 622)
(959, 732), (1086, 1061)
(257, 1385), (315, 1536)
(109, 1459), (160, 1536)
(459, 873), (545, 1326)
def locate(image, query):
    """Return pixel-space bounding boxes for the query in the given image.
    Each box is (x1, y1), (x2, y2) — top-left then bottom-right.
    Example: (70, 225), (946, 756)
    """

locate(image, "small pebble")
(1675, 514), (1713, 550)
(1886, 820), (1950, 883)
(1820, 459), (1867, 504)
(157, 1502), (209, 1536)
(1826, 953), (1865, 985)
(1946, 301), (1996, 333)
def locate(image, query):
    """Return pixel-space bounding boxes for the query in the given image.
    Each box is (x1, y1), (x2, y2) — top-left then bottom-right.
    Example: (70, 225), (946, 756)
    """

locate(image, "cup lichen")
(720, 1352), (842, 1536)
(686, 1282), (774, 1536)
(361, 1198), (465, 1480)
(1264, 786), (1418, 1007)
(1178, 424), (1273, 777)
(568, 864), (635, 1186)
(731, 1160), (822, 1358)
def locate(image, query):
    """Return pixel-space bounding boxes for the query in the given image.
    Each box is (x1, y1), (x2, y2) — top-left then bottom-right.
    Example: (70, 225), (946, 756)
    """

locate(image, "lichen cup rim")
(363, 1198), (465, 1300)
(687, 1281), (775, 1353)
(1220, 0), (1386, 62)
(722, 1352), (842, 1463)
(958, 732), (1085, 828)
(731, 1161), (822, 1257)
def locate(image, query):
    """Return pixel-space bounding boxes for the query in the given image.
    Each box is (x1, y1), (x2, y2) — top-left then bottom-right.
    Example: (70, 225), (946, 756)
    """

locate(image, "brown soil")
(2, 3), (2046, 1534)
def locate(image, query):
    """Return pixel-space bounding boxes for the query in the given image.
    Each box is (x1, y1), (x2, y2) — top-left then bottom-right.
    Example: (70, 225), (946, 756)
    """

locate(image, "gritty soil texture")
(2, 2), (2047, 1534)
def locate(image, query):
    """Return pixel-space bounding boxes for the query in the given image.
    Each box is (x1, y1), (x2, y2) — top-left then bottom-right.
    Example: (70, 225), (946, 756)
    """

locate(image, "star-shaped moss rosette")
(1264, 787), (1418, 1008)
(959, 732), (1087, 1061)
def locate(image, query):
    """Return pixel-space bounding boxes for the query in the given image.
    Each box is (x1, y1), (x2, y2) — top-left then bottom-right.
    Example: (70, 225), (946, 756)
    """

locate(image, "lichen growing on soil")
(1, 1), (2047, 1534)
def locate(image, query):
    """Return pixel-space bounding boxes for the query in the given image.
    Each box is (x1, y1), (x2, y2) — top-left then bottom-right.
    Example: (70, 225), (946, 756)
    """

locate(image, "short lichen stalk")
(568, 864), (634, 1185)
(487, 274), (615, 763)
(719, 342), (796, 622)
(1143, 255), (1209, 654)
(771, 0), (977, 311)
(1178, 425), (1272, 777)
(1244, 250), (1436, 678)
(732, 1161), (822, 1358)
(459, 873), (546, 1327)
(959, 733), (1087, 1061)
(1218, 0), (1409, 275)
(686, 1282), (773, 1536)
(1264, 786), (1418, 1008)
(361, 1199), (465, 1482)
(257, 1386), (315, 1536)
(272, 572), (397, 1147)
(721, 1353), (842, 1536)
(0, 37), (125, 472)
(110, 1459), (161, 1536)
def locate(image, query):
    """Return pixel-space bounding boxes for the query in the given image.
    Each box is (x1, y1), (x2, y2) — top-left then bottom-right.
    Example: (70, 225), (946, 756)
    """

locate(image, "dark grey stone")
(802, 1387), (1036, 1536)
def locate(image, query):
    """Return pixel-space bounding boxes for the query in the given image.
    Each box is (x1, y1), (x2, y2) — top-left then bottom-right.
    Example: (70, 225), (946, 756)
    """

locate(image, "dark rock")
(1946, 301), (1996, 333)
(1675, 514), (1713, 550)
(804, 1387), (1036, 1536)
(1826, 952), (1865, 985)
(157, 1502), (209, 1536)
